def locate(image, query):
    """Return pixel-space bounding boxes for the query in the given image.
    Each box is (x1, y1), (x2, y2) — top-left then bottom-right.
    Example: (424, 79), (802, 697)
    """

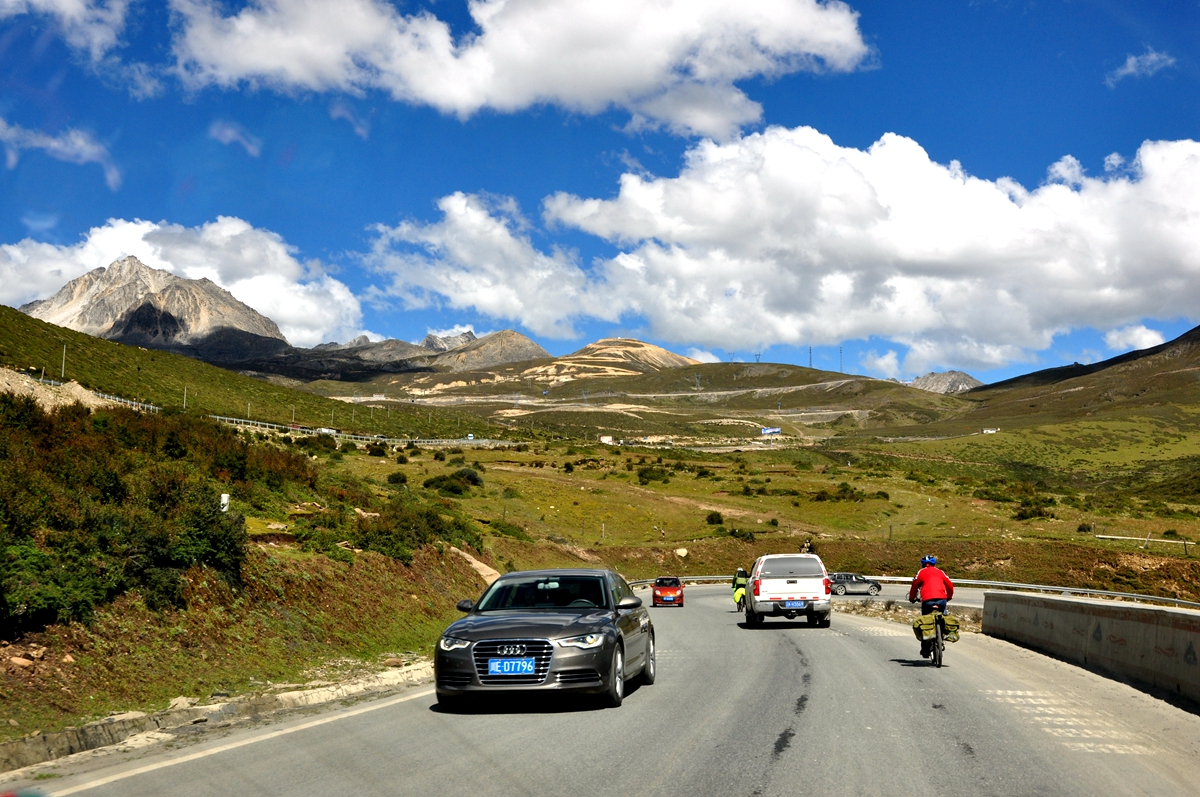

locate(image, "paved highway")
(13, 586), (1200, 797)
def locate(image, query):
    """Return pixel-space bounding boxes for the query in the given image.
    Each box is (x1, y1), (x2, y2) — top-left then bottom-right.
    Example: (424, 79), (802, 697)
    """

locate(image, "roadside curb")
(0, 661), (433, 777)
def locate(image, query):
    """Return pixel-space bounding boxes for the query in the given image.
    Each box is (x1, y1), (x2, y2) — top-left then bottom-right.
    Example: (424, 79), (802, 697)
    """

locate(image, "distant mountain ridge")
(18, 257), (549, 381)
(910, 370), (983, 394)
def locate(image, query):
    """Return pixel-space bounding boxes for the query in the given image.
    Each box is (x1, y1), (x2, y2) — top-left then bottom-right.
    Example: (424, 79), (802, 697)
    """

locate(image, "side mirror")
(456, 599), (474, 612)
(617, 595), (642, 610)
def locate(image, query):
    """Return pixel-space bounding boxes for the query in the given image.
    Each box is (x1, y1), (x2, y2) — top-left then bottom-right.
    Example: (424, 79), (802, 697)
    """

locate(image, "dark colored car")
(435, 569), (655, 709)
(830, 572), (882, 595)
(652, 576), (684, 607)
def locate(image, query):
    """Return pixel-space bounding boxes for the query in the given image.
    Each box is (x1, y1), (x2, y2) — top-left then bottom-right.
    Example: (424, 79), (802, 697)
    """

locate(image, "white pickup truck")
(744, 553), (832, 627)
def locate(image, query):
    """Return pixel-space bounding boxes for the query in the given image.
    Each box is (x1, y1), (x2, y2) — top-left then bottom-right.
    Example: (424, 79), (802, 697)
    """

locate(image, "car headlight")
(556, 633), (605, 649)
(438, 636), (471, 651)
(653, 589), (661, 595)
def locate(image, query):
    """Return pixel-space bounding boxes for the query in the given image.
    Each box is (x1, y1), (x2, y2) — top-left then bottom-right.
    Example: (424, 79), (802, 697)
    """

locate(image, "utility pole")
(292, 405), (295, 423)
(247, 402), (251, 419)
(839, 346), (843, 373)
(754, 352), (761, 363)
(808, 346), (812, 368)
(61, 345), (66, 379)
(183, 386), (187, 409)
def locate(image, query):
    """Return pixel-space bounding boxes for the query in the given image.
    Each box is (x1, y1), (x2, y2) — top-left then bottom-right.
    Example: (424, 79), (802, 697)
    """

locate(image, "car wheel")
(745, 607), (760, 626)
(819, 615), (832, 628)
(868, 584), (881, 595)
(604, 646), (625, 707)
(833, 584), (846, 595)
(639, 634), (656, 685)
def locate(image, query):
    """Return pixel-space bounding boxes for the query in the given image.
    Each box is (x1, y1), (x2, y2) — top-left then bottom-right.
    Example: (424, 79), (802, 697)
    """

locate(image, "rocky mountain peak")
(909, 370), (983, 394)
(421, 330), (478, 352)
(20, 256), (287, 345)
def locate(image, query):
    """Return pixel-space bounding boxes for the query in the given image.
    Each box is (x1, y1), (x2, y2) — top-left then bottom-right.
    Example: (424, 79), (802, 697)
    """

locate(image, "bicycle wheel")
(932, 618), (944, 668)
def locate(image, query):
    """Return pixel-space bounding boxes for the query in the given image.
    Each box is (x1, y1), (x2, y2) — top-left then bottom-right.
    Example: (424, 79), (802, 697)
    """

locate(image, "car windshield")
(476, 575), (609, 611)
(760, 557), (824, 577)
(655, 578), (681, 587)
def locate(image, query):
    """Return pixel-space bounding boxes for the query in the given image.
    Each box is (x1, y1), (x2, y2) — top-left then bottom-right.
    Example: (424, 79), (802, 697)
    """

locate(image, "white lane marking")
(859, 628), (907, 637)
(51, 687), (435, 796)
(981, 689), (1154, 755)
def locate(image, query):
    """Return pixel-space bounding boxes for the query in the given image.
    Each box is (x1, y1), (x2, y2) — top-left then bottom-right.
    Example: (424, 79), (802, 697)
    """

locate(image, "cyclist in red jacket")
(909, 555), (954, 657)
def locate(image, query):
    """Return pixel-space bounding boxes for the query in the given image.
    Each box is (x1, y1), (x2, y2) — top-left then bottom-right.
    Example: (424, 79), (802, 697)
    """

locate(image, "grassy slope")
(0, 306), (489, 439)
(1, 547), (487, 743)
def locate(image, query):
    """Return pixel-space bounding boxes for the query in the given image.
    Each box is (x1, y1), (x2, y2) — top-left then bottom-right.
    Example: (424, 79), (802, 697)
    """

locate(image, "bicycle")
(929, 607), (946, 668)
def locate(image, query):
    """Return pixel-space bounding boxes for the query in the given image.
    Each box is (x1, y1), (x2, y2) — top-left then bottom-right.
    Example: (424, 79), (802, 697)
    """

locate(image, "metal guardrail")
(628, 573), (1200, 610)
(206, 414), (512, 447)
(94, 392), (161, 413)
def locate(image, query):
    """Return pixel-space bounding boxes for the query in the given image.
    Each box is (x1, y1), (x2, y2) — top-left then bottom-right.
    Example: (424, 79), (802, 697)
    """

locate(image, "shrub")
(395, 453), (408, 464)
(564, 462), (574, 473)
(433, 451), (446, 461)
(387, 472), (408, 485)
(706, 511), (724, 525)
(768, 518), (779, 526)
(423, 468), (484, 496)
(729, 527), (756, 542)
(1077, 522), (1093, 533)
(490, 520), (533, 542)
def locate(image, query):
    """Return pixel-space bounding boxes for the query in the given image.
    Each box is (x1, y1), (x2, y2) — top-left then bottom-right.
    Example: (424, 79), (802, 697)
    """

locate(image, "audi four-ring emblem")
(499, 644), (526, 656)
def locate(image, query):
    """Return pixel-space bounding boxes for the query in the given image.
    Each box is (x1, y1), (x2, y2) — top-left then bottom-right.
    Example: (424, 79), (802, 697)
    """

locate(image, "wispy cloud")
(329, 100), (371, 139)
(0, 116), (121, 190)
(1106, 47), (1175, 87)
(208, 120), (262, 157)
(20, 211), (60, 234)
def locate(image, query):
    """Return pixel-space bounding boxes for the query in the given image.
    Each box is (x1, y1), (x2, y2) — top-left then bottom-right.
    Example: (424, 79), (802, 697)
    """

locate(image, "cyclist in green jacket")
(732, 567), (749, 611)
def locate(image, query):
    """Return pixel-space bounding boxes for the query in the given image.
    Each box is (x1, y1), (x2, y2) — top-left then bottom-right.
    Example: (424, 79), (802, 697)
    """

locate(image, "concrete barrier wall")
(982, 591), (1200, 704)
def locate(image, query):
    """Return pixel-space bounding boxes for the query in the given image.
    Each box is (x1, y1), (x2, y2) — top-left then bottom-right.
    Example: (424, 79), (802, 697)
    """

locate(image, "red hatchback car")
(652, 577), (684, 607)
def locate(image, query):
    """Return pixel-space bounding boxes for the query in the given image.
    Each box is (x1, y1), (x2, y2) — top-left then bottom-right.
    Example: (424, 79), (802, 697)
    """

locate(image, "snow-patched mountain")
(20, 256), (286, 345)
(909, 370), (983, 394)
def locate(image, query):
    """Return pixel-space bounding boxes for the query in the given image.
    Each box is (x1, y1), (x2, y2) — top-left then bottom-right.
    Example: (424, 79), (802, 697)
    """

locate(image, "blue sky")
(1, 0), (1197, 383)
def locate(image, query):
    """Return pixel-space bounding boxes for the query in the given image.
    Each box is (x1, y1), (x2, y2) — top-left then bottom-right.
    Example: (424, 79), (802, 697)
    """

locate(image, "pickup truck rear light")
(823, 577), (831, 595)
(752, 578), (761, 597)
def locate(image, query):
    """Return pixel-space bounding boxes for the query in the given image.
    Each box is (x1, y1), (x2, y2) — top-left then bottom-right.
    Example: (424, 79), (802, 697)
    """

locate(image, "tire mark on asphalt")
(794, 695), (808, 715)
(772, 728), (795, 758)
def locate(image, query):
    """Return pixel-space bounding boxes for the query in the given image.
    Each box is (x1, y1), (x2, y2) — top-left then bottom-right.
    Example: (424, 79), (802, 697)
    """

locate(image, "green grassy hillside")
(0, 306), (489, 439)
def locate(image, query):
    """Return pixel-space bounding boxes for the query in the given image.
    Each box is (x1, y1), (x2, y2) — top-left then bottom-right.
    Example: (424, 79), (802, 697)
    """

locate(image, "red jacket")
(909, 565), (954, 602)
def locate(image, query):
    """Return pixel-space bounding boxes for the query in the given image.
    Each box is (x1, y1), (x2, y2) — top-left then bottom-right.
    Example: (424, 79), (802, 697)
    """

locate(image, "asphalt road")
(15, 586), (1200, 797)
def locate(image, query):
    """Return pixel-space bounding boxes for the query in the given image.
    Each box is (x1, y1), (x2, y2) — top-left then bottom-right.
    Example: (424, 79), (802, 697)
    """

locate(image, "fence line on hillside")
(94, 391), (161, 413)
(206, 414), (511, 447)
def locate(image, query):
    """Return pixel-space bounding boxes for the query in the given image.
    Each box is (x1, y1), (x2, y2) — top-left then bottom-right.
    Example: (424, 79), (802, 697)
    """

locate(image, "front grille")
(556, 668), (601, 685)
(473, 639), (553, 685)
(438, 672), (473, 688)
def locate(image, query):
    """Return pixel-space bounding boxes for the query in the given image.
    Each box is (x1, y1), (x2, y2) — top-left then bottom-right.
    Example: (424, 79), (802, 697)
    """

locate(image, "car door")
(850, 575), (866, 594)
(611, 575), (647, 671)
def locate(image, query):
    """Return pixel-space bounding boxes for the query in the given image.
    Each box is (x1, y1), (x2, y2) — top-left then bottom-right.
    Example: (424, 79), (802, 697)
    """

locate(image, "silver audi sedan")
(435, 569), (655, 709)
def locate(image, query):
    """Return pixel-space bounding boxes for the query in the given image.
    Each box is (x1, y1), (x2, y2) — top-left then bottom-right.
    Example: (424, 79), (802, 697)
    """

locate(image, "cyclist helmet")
(920, 555), (937, 566)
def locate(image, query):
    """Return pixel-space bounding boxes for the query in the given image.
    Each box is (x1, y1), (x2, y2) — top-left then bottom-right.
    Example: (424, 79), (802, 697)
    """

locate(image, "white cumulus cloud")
(169, 0), (869, 139)
(1106, 47), (1175, 88)
(1103, 324), (1164, 352)
(0, 217), (365, 347)
(686, 347), (721, 363)
(0, 116), (121, 190)
(860, 349), (899, 378)
(0, 0), (129, 61)
(370, 128), (1200, 374)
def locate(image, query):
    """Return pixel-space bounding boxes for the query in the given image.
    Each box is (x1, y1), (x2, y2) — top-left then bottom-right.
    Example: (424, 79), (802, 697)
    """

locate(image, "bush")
(1077, 522), (1093, 533)
(423, 468), (484, 496)
(706, 511), (724, 525)
(564, 462), (574, 473)
(387, 471), (408, 485)
(729, 527), (756, 542)
(395, 453), (408, 464)
(490, 520), (532, 542)
(433, 451), (446, 462)
(367, 444), (387, 457)
(768, 518), (778, 526)
(0, 397), (268, 635)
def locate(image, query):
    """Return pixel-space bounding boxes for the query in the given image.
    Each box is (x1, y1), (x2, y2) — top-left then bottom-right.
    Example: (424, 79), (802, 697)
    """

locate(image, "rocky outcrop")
(909, 370), (983, 394)
(521, 337), (696, 381)
(20, 256), (287, 345)
(421, 330), (477, 352)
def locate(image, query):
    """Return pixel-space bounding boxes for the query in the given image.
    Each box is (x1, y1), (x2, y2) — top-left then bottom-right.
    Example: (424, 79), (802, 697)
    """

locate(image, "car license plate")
(663, 596), (675, 601)
(487, 657), (536, 675)
(784, 600), (806, 608)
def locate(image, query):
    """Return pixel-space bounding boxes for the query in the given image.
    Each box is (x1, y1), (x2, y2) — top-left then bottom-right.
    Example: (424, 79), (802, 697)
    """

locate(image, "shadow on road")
(737, 621), (826, 631)
(431, 684), (645, 715)
(889, 658), (948, 668)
